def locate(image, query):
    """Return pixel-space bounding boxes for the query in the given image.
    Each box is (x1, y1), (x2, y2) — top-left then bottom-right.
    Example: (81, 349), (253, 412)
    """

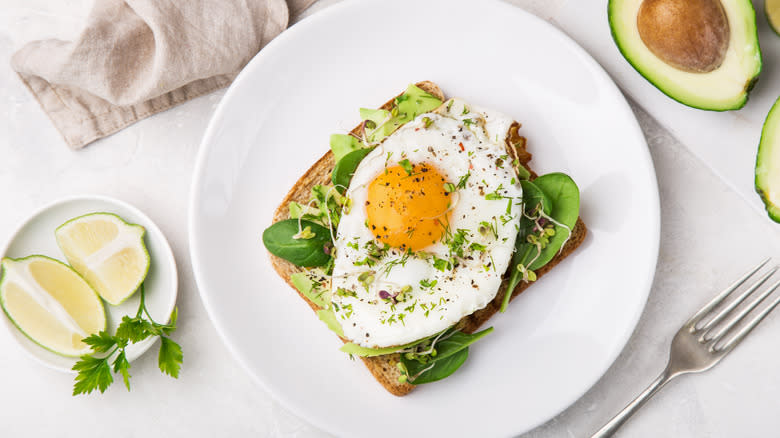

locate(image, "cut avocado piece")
(357, 84), (443, 143)
(358, 108), (394, 142)
(756, 96), (780, 222)
(609, 0), (762, 111)
(329, 134), (361, 162)
(768, 0), (780, 36)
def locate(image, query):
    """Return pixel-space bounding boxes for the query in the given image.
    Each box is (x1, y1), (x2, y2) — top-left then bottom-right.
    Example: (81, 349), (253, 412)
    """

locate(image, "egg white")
(331, 99), (523, 348)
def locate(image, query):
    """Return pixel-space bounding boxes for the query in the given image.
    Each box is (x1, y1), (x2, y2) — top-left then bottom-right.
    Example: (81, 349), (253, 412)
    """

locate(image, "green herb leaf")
(81, 331), (117, 353)
(419, 278), (438, 289)
(116, 316), (155, 343)
(456, 172), (471, 189)
(469, 242), (486, 252)
(158, 337), (183, 378)
(72, 284), (183, 396)
(432, 257), (451, 271)
(112, 350), (131, 391)
(398, 159), (413, 176)
(72, 356), (113, 395)
(262, 219), (332, 267)
(157, 307), (178, 336)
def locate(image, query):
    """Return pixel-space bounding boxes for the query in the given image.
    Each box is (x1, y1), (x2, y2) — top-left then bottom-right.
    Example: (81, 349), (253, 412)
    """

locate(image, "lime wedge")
(768, 0), (780, 35)
(55, 213), (150, 305)
(0, 256), (106, 356)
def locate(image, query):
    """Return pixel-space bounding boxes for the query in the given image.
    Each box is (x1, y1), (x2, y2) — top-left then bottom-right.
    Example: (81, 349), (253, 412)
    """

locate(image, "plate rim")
(0, 193), (179, 373)
(189, 0), (661, 435)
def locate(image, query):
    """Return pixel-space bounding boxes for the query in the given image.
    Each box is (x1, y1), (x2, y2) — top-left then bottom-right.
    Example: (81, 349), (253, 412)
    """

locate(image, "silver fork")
(591, 258), (780, 437)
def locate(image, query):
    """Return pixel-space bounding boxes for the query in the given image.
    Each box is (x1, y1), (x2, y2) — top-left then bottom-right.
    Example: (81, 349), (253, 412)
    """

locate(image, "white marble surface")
(2, 1), (780, 437)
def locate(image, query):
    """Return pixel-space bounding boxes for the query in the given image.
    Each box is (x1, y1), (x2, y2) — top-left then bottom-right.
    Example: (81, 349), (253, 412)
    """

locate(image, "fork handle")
(590, 369), (676, 438)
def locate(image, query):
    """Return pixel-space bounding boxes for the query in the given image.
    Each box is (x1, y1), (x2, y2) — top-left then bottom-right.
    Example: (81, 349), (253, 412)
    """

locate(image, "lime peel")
(0, 255), (106, 357)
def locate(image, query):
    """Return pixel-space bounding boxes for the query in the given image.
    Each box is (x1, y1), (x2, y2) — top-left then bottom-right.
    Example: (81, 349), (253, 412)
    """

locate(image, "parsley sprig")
(72, 284), (182, 396)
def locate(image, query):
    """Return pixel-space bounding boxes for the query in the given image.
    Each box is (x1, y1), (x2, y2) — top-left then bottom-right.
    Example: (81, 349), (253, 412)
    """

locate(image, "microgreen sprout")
(456, 172), (471, 189)
(292, 226), (315, 240)
(358, 271), (375, 291)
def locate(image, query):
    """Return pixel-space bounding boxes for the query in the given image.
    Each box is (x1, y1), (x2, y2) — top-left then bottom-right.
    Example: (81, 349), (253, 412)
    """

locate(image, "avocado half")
(609, 0), (762, 111)
(756, 97), (780, 223)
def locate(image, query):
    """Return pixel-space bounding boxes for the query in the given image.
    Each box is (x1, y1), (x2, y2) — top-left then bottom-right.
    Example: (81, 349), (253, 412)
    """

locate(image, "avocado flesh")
(609, 0), (762, 111)
(756, 97), (780, 223)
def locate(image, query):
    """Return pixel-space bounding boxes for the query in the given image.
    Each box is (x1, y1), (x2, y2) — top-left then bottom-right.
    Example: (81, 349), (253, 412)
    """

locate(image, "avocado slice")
(756, 97), (780, 223)
(330, 134), (362, 162)
(357, 84), (442, 143)
(768, 0), (780, 36)
(609, 0), (762, 111)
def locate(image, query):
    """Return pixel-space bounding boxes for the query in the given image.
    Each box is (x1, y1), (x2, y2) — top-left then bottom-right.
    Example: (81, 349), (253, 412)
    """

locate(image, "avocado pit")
(637, 0), (730, 73)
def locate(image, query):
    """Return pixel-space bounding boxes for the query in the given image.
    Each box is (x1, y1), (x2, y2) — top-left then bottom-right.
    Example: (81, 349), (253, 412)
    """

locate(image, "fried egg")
(331, 98), (523, 348)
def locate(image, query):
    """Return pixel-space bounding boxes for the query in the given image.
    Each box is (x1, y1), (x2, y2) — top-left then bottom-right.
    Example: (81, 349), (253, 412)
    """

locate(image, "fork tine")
(704, 278), (780, 344)
(716, 282), (780, 353)
(686, 258), (771, 330)
(698, 267), (778, 340)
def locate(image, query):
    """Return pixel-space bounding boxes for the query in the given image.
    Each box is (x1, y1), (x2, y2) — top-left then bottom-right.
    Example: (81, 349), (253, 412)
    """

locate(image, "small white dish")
(0, 194), (178, 372)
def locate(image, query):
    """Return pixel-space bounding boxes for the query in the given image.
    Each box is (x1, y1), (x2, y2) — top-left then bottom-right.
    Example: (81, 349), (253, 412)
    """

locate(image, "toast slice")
(269, 81), (587, 396)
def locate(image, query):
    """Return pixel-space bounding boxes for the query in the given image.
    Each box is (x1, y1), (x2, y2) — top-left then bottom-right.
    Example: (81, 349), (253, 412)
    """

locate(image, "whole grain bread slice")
(268, 81), (587, 396)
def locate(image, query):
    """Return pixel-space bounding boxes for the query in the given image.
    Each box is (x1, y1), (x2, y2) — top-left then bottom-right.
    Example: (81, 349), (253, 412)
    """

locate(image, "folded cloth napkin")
(11, 0), (316, 149)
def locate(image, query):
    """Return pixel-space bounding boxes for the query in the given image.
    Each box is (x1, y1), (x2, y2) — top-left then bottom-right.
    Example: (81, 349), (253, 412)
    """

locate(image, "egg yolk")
(365, 162), (452, 251)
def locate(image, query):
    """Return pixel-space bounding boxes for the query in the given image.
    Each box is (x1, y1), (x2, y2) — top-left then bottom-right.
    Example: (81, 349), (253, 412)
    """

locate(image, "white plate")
(1, 195), (178, 372)
(189, 0), (660, 436)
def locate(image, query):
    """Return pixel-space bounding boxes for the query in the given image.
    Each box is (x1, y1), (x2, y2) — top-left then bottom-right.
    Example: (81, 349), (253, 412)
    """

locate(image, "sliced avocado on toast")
(609, 0), (762, 111)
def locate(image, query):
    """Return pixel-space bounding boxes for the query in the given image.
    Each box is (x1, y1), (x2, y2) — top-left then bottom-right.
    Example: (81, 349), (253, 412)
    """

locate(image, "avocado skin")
(756, 96), (780, 223)
(608, 0), (762, 111)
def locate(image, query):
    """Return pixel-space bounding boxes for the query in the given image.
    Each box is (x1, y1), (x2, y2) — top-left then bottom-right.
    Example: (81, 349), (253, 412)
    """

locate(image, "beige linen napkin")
(11, 0), (316, 149)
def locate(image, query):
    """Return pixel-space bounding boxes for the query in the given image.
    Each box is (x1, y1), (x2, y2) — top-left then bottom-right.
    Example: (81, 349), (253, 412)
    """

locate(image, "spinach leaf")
(503, 173), (580, 311)
(431, 327), (493, 361)
(262, 219), (331, 267)
(520, 180), (552, 215)
(400, 327), (493, 385)
(404, 348), (469, 385)
(331, 147), (375, 192)
(505, 180), (552, 299)
(527, 173), (580, 270)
